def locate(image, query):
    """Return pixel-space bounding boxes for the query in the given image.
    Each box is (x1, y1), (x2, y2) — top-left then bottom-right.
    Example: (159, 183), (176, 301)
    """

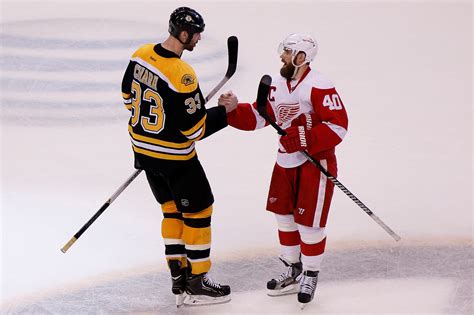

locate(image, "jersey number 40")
(322, 94), (343, 111)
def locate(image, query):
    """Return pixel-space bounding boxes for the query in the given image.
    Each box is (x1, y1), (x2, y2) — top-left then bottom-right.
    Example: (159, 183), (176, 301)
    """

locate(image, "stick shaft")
(301, 151), (401, 241)
(205, 77), (229, 103)
(60, 169), (142, 253)
(75, 169), (142, 239)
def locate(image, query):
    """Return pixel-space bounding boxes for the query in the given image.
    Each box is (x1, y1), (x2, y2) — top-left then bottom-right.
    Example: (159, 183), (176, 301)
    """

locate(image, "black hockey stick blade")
(256, 74), (286, 136)
(256, 74), (271, 117)
(205, 36), (238, 102)
(225, 36), (238, 78)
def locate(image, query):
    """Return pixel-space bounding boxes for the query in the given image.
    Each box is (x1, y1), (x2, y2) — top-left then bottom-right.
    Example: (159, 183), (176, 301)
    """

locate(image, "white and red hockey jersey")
(227, 68), (348, 168)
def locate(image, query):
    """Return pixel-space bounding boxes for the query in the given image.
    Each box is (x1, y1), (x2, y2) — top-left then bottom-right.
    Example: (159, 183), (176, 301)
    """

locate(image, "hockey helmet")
(278, 33), (318, 64)
(169, 7), (205, 39)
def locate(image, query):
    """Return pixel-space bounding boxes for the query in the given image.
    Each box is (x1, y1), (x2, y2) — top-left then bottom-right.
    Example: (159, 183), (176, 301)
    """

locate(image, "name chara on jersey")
(133, 63), (159, 91)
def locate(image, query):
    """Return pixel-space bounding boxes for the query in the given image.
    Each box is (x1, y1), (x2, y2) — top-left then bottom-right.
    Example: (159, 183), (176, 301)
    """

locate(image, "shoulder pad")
(308, 70), (334, 89)
(132, 44), (154, 58)
(271, 73), (287, 85)
(173, 61), (199, 93)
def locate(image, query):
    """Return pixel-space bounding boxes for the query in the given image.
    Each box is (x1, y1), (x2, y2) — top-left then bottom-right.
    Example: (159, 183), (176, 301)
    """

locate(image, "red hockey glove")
(280, 126), (312, 153)
(290, 113), (315, 129)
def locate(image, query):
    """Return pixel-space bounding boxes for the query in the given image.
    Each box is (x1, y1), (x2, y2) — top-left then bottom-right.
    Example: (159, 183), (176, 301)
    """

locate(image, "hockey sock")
(275, 214), (301, 263)
(298, 225), (326, 271)
(182, 206), (213, 275)
(161, 201), (186, 266)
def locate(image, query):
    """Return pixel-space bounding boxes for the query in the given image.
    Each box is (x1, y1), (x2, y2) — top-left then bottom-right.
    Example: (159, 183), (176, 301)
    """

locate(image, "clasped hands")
(218, 91), (238, 113)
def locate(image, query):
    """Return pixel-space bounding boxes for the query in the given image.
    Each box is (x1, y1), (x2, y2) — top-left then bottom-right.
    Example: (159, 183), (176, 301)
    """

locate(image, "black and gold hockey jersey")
(121, 44), (227, 168)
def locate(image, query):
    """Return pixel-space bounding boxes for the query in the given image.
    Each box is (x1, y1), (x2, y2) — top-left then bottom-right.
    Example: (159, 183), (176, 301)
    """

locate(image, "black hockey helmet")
(169, 7), (205, 39)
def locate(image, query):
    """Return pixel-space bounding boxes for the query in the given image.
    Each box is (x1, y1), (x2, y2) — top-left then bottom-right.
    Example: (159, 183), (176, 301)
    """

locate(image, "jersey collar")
(154, 44), (181, 59)
(286, 67), (311, 93)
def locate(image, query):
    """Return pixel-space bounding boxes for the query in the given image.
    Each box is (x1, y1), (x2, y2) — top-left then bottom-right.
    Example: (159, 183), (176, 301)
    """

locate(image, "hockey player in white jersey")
(219, 33), (348, 307)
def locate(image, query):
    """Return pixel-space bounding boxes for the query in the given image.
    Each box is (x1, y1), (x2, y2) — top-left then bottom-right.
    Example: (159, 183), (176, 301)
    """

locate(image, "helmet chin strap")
(177, 31), (193, 45)
(291, 55), (304, 79)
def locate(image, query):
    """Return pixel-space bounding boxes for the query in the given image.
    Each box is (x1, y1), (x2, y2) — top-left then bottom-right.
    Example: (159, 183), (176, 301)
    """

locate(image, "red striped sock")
(278, 230), (301, 246)
(301, 237), (326, 256)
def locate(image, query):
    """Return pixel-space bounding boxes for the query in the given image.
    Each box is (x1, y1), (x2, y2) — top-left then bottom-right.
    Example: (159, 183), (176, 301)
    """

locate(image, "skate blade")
(183, 294), (231, 306)
(175, 293), (185, 308)
(267, 284), (298, 297)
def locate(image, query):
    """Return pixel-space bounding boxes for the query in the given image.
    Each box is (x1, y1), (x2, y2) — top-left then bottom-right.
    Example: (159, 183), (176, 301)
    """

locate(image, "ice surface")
(1, 1), (472, 313)
(2, 246), (472, 314)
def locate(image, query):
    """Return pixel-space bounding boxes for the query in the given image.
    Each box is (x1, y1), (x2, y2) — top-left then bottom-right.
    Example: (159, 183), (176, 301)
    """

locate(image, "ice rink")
(1, 1), (472, 314)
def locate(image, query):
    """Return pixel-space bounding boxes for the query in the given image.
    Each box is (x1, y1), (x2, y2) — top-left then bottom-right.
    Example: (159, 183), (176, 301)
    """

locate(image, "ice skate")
(183, 273), (231, 306)
(298, 270), (319, 309)
(168, 260), (187, 308)
(267, 257), (302, 296)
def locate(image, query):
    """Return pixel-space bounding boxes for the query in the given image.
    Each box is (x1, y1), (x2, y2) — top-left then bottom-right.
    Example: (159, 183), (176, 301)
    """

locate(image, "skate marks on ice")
(194, 278), (453, 314)
(2, 244), (472, 314)
(0, 18), (228, 126)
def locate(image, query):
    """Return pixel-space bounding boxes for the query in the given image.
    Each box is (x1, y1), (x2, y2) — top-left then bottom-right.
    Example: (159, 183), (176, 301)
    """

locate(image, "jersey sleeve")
(177, 84), (208, 141)
(307, 86), (348, 154)
(178, 89), (229, 141)
(121, 61), (134, 110)
(227, 100), (273, 131)
(201, 105), (228, 139)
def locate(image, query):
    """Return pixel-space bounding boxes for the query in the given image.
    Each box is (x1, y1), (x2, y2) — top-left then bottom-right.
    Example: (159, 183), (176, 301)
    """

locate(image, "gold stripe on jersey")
(128, 125), (192, 149)
(131, 44), (199, 94)
(132, 146), (197, 161)
(129, 136), (195, 157)
(191, 123), (206, 141)
(122, 92), (132, 110)
(181, 114), (206, 140)
(126, 44), (205, 161)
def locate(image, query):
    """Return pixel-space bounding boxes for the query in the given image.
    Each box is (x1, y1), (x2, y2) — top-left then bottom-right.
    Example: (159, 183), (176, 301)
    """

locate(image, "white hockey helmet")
(278, 33), (318, 64)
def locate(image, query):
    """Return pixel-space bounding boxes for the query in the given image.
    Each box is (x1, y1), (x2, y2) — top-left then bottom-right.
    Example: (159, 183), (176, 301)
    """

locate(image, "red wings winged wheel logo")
(276, 103), (300, 126)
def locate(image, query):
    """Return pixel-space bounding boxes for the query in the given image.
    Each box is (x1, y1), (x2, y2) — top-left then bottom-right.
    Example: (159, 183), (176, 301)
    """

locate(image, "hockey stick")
(61, 36), (239, 253)
(60, 169), (142, 253)
(256, 74), (401, 242)
(205, 36), (238, 102)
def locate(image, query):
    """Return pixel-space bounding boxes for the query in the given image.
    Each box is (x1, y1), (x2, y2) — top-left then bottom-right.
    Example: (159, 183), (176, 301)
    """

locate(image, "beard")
(280, 62), (295, 80)
(183, 42), (195, 51)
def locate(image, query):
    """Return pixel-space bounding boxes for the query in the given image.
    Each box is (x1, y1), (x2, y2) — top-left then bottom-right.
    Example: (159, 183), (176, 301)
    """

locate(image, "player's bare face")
(184, 32), (201, 51)
(280, 50), (295, 80)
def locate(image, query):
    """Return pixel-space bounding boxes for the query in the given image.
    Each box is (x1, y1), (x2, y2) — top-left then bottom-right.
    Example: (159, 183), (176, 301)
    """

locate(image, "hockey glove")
(280, 125), (312, 153)
(290, 113), (315, 129)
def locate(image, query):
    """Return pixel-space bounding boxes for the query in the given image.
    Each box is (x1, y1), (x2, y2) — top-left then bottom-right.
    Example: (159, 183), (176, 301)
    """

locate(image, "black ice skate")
(168, 260), (187, 307)
(298, 270), (319, 309)
(183, 273), (231, 306)
(267, 256), (302, 296)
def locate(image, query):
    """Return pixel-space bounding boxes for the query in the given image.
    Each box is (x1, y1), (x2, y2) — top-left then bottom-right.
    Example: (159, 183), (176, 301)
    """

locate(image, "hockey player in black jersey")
(121, 7), (235, 307)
